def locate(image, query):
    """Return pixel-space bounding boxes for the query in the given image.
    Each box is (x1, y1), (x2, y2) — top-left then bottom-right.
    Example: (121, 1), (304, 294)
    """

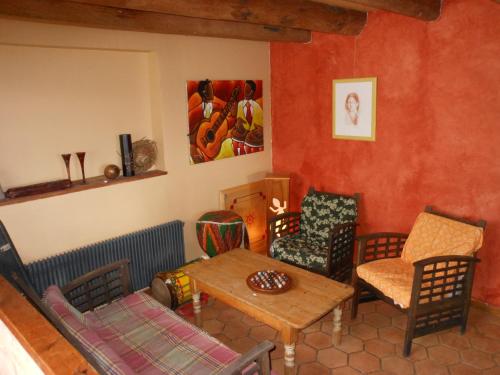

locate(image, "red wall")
(270, 0), (500, 306)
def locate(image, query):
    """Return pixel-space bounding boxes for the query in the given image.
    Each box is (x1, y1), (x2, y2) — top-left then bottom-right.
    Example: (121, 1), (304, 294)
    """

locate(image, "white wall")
(0, 19), (272, 263)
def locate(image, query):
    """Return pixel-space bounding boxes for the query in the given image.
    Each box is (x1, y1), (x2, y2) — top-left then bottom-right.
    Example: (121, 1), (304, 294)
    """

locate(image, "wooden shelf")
(0, 169), (167, 207)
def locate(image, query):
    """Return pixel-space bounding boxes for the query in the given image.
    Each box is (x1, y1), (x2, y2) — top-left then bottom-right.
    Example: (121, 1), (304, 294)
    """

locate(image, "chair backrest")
(300, 188), (359, 243)
(0, 220), (33, 292)
(401, 206), (486, 264)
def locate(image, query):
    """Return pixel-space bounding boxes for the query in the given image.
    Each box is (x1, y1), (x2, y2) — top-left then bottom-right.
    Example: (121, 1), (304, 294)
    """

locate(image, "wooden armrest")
(268, 211), (301, 244)
(61, 259), (131, 313)
(356, 232), (408, 265)
(410, 255), (479, 308)
(220, 340), (274, 375)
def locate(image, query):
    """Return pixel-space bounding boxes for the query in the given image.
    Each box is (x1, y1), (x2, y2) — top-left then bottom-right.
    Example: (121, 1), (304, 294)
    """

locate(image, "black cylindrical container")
(119, 134), (135, 177)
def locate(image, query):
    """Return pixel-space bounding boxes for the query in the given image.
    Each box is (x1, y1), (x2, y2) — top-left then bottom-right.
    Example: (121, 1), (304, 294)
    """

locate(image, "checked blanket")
(44, 286), (239, 374)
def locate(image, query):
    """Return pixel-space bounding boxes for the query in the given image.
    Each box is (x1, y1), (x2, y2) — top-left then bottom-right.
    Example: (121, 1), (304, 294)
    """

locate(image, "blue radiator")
(26, 220), (185, 295)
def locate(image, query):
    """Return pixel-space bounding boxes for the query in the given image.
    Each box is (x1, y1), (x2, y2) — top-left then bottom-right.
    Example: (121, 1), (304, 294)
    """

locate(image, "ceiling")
(0, 0), (443, 42)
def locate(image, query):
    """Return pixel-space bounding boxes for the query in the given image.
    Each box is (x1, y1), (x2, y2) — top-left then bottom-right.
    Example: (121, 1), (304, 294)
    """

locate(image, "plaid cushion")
(44, 287), (241, 374)
(89, 292), (240, 374)
(43, 286), (134, 375)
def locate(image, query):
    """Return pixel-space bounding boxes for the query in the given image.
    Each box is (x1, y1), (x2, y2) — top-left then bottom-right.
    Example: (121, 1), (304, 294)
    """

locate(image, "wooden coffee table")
(183, 249), (354, 374)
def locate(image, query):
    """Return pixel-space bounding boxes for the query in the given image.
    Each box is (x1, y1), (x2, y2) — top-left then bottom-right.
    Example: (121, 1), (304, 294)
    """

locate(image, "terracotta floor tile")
(412, 333), (439, 347)
(177, 298), (500, 375)
(358, 301), (377, 314)
(200, 307), (219, 320)
(438, 331), (471, 351)
(473, 321), (500, 340)
(350, 323), (378, 340)
(364, 312), (392, 328)
(241, 314), (264, 327)
(391, 315), (408, 330)
(304, 331), (332, 350)
(379, 326), (405, 345)
(295, 343), (317, 364)
(249, 325), (277, 341)
(381, 356), (414, 375)
(229, 336), (258, 354)
(302, 320), (322, 333)
(461, 348), (496, 369)
(217, 307), (244, 322)
(331, 366), (361, 374)
(375, 303), (403, 318)
(201, 319), (224, 335)
(298, 362), (329, 375)
(414, 359), (448, 375)
(335, 335), (364, 353)
(482, 367), (500, 375)
(349, 351), (380, 373)
(469, 335), (500, 353)
(395, 343), (428, 361)
(317, 347), (348, 368)
(448, 363), (482, 375)
(223, 320), (250, 340)
(427, 345), (460, 365)
(365, 338), (396, 358)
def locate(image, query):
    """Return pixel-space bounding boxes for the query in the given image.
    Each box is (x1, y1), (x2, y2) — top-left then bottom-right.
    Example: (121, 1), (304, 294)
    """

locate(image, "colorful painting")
(187, 80), (264, 164)
(333, 77), (377, 141)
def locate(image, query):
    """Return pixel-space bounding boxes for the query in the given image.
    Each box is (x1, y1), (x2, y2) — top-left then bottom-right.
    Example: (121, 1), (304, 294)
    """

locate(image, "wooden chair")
(351, 206), (486, 356)
(268, 187), (359, 282)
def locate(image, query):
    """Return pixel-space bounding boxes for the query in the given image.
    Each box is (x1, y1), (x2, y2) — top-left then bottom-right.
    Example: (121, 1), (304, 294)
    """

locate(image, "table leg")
(332, 305), (343, 346)
(281, 326), (298, 375)
(190, 280), (202, 327)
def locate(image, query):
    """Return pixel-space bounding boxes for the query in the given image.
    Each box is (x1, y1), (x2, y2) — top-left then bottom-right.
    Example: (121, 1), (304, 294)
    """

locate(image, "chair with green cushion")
(268, 188), (360, 282)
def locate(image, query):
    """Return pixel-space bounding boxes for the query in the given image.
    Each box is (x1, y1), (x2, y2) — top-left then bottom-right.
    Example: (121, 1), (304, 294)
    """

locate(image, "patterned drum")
(196, 210), (246, 257)
(232, 138), (246, 156)
(151, 268), (192, 309)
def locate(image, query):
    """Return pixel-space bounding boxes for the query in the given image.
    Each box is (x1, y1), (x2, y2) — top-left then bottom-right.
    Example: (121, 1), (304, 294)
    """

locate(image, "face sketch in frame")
(344, 92), (360, 126)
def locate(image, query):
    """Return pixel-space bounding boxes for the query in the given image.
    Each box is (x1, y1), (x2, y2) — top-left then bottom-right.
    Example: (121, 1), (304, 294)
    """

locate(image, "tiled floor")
(177, 298), (500, 374)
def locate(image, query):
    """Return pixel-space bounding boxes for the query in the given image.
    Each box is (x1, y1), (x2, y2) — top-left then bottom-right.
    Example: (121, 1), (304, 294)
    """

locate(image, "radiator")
(26, 220), (185, 295)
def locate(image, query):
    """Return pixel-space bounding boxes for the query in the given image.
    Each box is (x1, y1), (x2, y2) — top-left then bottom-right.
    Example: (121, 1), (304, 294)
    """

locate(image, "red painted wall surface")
(270, 0), (500, 306)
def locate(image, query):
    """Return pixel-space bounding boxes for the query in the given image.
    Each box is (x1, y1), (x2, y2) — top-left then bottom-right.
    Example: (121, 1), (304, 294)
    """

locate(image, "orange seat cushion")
(401, 212), (483, 264)
(357, 258), (414, 308)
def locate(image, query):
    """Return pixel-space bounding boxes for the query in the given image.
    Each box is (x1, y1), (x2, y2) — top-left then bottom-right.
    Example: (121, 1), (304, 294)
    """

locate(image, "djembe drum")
(196, 210), (246, 257)
(151, 268), (192, 309)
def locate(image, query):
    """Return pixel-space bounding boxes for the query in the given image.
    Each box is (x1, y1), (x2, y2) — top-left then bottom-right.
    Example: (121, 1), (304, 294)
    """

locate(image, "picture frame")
(332, 77), (377, 141)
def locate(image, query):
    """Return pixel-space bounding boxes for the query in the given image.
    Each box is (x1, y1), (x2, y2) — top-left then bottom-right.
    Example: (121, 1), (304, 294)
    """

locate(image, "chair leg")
(350, 284), (360, 320)
(403, 311), (415, 357)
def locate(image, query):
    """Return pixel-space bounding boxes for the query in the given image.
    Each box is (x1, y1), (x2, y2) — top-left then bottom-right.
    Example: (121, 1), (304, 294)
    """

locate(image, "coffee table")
(183, 249), (354, 374)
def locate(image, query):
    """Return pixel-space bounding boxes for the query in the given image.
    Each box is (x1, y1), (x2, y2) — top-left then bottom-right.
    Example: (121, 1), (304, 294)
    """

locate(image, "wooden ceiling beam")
(67, 0), (367, 35)
(0, 0), (311, 42)
(309, 0), (441, 21)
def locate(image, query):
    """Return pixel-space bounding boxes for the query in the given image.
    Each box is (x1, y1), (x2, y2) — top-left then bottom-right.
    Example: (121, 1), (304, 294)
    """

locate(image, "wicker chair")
(268, 187), (359, 282)
(351, 206), (486, 356)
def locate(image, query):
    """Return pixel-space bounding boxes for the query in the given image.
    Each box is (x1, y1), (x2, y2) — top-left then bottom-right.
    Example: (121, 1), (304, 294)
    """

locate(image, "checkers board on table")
(246, 270), (291, 294)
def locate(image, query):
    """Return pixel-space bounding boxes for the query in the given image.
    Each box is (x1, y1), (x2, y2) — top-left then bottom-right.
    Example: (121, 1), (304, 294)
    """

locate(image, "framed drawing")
(187, 79), (264, 164)
(332, 77), (377, 141)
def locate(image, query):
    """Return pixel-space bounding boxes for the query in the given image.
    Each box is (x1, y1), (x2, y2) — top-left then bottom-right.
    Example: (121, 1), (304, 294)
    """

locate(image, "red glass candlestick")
(76, 152), (86, 184)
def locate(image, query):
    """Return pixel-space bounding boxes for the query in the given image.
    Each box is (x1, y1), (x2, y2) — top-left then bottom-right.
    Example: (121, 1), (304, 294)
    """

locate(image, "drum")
(196, 210), (246, 257)
(232, 138), (246, 156)
(243, 126), (263, 154)
(151, 268), (192, 309)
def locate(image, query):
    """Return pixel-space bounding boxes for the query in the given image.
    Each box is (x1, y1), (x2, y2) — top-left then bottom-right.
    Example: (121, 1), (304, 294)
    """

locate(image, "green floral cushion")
(299, 190), (357, 243)
(270, 234), (328, 272)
